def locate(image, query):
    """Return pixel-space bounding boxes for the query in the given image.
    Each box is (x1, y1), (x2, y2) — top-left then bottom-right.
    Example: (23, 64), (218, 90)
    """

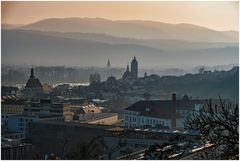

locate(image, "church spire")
(107, 59), (110, 68)
(30, 66), (35, 79)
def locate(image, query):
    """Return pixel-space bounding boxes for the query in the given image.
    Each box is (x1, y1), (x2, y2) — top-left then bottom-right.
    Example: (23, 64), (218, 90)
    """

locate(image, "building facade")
(26, 121), (112, 159)
(24, 99), (70, 117)
(104, 127), (199, 159)
(123, 94), (207, 129)
(1, 99), (25, 114)
(72, 113), (118, 125)
(1, 138), (34, 160)
(7, 114), (39, 133)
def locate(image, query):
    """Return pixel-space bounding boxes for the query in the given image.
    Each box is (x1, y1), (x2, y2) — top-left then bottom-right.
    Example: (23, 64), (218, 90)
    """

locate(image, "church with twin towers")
(122, 56), (138, 80)
(106, 56), (138, 80)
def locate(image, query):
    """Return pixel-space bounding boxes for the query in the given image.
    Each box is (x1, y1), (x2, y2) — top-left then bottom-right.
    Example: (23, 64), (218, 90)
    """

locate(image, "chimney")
(171, 93), (177, 129)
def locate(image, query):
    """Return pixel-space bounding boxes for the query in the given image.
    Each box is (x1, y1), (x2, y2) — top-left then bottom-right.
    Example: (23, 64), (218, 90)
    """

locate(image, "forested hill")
(136, 67), (239, 102)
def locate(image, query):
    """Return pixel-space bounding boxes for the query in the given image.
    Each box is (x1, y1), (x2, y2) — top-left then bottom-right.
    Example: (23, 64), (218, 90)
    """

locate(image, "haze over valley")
(1, 2), (239, 160)
(2, 17), (239, 69)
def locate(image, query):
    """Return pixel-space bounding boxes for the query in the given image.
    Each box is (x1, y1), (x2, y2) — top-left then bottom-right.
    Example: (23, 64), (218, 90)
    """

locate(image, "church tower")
(131, 56), (138, 79)
(107, 59), (111, 69)
(122, 65), (131, 80)
(24, 67), (43, 100)
(30, 67), (35, 79)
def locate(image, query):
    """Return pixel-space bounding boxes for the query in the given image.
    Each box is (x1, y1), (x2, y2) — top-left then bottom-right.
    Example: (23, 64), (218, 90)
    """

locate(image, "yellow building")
(84, 113), (118, 125)
(1, 99), (25, 114)
(73, 113), (119, 125)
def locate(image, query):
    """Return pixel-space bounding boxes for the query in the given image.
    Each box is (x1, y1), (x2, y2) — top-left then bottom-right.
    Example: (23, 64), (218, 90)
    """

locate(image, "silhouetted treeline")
(1, 66), (125, 85)
(1, 65), (190, 85)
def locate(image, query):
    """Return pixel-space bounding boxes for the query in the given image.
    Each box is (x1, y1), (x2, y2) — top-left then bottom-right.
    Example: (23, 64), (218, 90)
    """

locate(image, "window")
(18, 123), (23, 126)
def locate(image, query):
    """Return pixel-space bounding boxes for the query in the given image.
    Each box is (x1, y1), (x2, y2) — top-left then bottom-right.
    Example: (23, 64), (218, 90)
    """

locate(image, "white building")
(123, 94), (211, 129)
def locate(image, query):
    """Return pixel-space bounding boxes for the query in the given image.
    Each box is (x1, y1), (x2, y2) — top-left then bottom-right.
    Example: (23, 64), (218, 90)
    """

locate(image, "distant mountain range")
(2, 17), (239, 68)
(2, 29), (238, 68)
(18, 17), (238, 42)
(17, 30), (238, 51)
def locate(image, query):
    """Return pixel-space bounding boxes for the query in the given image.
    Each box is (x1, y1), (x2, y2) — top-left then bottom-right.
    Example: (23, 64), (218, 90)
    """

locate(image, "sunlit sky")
(1, 1), (239, 31)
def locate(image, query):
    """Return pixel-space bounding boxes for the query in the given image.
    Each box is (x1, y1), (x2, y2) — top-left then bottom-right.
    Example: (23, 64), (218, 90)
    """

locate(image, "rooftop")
(30, 120), (115, 129)
(124, 99), (223, 118)
(75, 112), (117, 122)
(25, 67), (43, 89)
(25, 78), (43, 88)
(1, 98), (25, 105)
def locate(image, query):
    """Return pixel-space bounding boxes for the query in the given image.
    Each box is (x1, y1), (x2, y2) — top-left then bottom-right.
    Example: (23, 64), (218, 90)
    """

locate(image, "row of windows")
(124, 111), (137, 115)
(125, 123), (137, 128)
(125, 121), (165, 128)
(125, 115), (165, 126)
(2, 108), (23, 113)
(18, 127), (24, 131)
(3, 134), (25, 140)
(18, 118), (34, 122)
(18, 122), (24, 127)
(125, 116), (137, 122)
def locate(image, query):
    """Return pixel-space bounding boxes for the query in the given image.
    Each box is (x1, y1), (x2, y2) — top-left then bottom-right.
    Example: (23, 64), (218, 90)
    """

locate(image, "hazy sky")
(2, 1), (239, 31)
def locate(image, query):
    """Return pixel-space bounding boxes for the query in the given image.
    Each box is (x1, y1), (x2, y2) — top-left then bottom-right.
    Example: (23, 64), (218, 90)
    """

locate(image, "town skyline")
(1, 1), (239, 160)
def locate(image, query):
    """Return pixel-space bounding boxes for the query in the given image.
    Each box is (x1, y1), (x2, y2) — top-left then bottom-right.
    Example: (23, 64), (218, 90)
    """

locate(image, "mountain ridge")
(2, 29), (238, 68)
(12, 29), (237, 51)
(18, 17), (238, 42)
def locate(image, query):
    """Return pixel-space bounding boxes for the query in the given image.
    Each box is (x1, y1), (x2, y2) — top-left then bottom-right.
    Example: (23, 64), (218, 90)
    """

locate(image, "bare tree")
(185, 98), (239, 159)
(66, 136), (104, 160)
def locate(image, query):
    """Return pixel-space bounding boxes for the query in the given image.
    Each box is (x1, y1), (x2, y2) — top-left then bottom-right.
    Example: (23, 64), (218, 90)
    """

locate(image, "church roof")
(122, 65), (133, 80)
(25, 78), (43, 88)
(25, 67), (43, 89)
